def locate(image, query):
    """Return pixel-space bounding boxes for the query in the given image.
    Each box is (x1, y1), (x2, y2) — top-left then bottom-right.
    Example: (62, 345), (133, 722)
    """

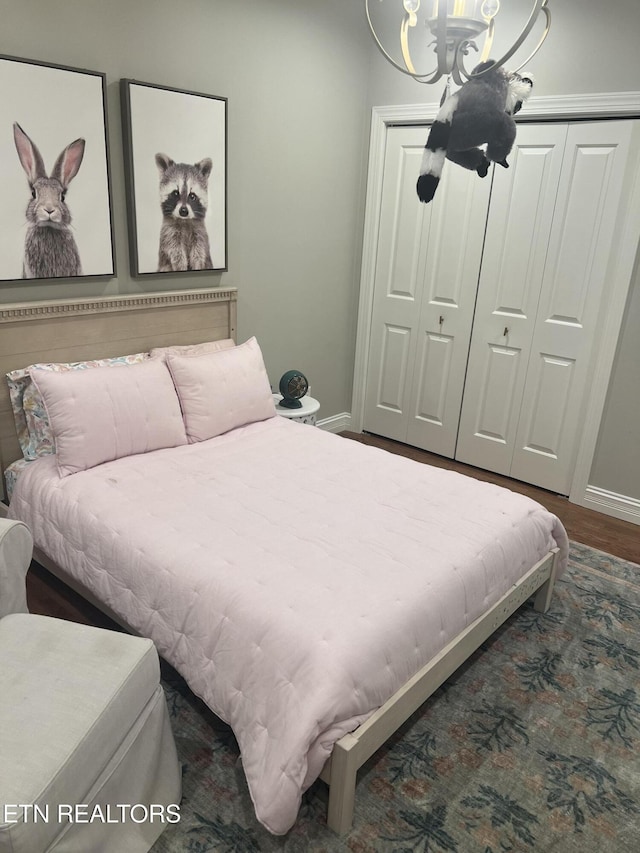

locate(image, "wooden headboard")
(0, 287), (237, 502)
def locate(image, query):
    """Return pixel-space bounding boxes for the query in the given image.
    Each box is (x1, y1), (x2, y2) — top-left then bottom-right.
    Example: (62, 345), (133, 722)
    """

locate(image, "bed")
(0, 289), (569, 836)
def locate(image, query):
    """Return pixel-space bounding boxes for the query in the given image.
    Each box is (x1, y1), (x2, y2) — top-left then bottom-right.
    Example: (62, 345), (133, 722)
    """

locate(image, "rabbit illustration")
(13, 122), (86, 279)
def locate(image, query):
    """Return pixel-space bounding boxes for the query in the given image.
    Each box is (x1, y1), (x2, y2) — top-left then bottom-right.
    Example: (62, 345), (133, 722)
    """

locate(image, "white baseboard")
(582, 485), (640, 526)
(317, 412), (352, 433)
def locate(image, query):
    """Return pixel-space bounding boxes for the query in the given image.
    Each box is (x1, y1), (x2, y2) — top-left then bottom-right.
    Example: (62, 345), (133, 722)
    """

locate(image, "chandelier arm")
(400, 17), (418, 75)
(460, 0), (549, 79)
(453, 40), (483, 87)
(364, 0), (444, 83)
(507, 6), (551, 74)
(479, 19), (496, 64)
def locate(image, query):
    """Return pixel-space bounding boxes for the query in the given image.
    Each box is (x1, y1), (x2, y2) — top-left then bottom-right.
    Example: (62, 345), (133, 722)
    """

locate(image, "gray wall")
(1, 0), (638, 501)
(0, 0), (372, 418)
(590, 270), (640, 497)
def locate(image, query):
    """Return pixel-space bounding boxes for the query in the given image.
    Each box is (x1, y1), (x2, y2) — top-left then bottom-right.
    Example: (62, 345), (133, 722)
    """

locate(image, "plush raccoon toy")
(416, 61), (534, 204)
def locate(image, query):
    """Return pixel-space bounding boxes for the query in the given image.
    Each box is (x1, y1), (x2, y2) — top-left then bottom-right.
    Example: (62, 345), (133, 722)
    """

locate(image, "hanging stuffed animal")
(416, 61), (534, 204)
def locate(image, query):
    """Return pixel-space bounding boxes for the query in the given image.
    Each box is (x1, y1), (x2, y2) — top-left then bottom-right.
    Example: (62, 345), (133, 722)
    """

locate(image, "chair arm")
(0, 518), (33, 617)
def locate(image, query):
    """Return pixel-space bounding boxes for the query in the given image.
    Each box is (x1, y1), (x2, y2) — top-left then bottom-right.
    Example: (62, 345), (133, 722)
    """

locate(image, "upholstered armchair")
(0, 517), (182, 853)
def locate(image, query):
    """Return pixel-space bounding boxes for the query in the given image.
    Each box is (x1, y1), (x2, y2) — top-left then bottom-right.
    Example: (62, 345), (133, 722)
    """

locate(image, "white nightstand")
(272, 394), (320, 425)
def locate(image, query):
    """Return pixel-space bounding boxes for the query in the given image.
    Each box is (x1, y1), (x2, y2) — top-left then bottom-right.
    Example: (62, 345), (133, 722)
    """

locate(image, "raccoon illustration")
(155, 154), (213, 272)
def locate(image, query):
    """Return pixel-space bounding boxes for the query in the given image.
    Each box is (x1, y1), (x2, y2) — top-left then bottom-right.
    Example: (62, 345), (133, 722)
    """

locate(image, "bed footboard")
(321, 547), (561, 835)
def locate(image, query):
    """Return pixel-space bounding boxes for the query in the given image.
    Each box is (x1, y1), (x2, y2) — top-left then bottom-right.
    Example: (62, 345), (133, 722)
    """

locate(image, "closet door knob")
(503, 326), (509, 337)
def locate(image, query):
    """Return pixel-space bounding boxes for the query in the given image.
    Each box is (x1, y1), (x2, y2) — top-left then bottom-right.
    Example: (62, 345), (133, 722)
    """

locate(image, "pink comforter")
(9, 418), (568, 834)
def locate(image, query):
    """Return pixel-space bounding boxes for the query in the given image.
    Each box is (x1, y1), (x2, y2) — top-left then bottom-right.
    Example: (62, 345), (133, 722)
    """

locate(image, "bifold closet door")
(363, 125), (490, 456)
(455, 124), (568, 476)
(509, 121), (634, 493)
(456, 121), (634, 494)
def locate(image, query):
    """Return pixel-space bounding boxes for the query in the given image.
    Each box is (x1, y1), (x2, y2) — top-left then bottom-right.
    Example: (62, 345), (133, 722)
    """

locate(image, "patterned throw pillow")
(6, 352), (149, 460)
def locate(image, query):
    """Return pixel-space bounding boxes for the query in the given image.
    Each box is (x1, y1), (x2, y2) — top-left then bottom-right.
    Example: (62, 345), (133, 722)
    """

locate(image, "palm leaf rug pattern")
(152, 542), (640, 852)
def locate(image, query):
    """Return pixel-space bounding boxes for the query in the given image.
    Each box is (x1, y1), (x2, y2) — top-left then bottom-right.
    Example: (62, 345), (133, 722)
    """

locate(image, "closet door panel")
(363, 128), (430, 441)
(466, 340), (523, 473)
(511, 121), (634, 493)
(456, 125), (568, 472)
(410, 331), (454, 432)
(406, 157), (491, 456)
(364, 126), (489, 449)
(375, 324), (413, 414)
(512, 352), (575, 463)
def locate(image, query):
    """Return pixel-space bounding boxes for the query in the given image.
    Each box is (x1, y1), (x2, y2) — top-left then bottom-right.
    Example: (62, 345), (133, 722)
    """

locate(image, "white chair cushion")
(0, 614), (161, 851)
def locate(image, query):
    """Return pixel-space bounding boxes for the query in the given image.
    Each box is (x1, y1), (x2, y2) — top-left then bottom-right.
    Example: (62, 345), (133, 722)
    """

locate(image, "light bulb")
(481, 0), (500, 20)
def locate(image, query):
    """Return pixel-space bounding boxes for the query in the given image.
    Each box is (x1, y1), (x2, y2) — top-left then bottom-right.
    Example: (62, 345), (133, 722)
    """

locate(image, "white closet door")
(456, 124), (568, 475)
(405, 154), (491, 455)
(510, 121), (634, 494)
(363, 125), (490, 452)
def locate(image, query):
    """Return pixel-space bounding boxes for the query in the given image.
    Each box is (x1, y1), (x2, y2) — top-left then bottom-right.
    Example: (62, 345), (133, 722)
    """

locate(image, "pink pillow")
(166, 336), (276, 442)
(6, 351), (149, 460)
(31, 359), (187, 477)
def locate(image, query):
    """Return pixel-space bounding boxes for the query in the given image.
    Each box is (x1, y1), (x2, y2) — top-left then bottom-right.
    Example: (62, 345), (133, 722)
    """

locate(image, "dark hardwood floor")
(25, 429), (639, 627)
(26, 563), (121, 629)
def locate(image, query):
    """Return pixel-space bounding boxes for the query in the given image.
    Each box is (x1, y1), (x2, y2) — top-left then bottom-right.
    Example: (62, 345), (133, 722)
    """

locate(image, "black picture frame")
(0, 53), (116, 283)
(121, 79), (227, 276)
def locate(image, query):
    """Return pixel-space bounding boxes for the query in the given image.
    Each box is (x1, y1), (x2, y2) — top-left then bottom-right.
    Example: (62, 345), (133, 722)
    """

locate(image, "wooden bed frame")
(0, 288), (561, 835)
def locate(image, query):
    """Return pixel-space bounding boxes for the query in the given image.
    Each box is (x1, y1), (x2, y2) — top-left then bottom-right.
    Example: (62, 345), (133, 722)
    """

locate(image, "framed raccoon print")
(121, 79), (227, 276)
(0, 54), (115, 283)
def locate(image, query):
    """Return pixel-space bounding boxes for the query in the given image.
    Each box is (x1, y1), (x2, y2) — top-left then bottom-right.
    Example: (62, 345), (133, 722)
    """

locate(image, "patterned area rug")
(152, 542), (640, 852)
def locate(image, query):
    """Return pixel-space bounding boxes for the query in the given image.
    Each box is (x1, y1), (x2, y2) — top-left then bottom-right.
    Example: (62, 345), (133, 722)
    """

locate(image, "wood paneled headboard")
(0, 287), (237, 501)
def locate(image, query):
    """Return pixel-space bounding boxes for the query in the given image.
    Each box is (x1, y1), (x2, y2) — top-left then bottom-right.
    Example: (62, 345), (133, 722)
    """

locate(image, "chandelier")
(365, 0), (551, 85)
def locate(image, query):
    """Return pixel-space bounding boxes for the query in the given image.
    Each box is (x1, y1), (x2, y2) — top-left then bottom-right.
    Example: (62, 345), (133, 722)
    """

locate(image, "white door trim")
(352, 91), (640, 509)
(568, 138), (640, 512)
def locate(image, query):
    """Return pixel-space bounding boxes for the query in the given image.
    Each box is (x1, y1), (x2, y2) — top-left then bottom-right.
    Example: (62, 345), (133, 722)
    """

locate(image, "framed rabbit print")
(121, 79), (227, 276)
(0, 54), (115, 283)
